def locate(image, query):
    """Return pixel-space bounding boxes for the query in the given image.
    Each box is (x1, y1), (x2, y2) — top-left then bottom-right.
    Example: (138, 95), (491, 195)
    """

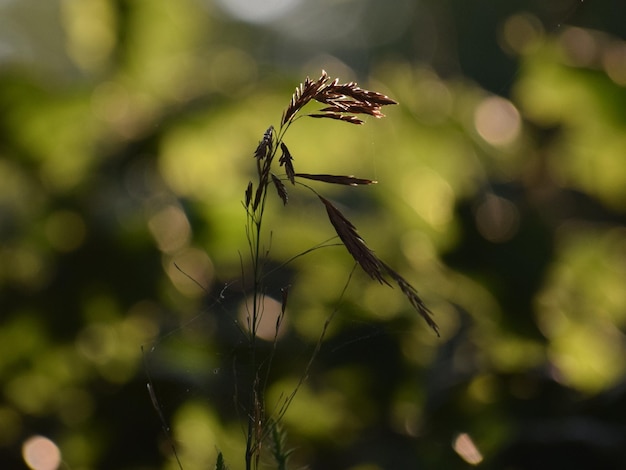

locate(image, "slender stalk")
(237, 70), (423, 470)
(245, 132), (280, 470)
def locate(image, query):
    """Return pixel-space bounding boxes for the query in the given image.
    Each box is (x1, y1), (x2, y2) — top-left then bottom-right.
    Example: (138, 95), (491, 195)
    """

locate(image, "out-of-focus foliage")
(1, 1), (626, 469)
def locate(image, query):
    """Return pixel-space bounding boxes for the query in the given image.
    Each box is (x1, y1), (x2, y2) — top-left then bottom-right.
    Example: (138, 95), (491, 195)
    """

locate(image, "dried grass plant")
(154, 71), (438, 470)
(237, 70), (438, 470)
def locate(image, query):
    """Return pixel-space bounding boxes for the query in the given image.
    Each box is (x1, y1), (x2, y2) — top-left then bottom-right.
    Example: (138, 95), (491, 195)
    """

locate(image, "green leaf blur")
(1, 1), (625, 469)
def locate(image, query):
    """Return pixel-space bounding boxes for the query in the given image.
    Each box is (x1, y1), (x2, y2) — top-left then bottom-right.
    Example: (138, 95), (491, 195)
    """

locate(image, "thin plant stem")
(236, 70), (433, 470)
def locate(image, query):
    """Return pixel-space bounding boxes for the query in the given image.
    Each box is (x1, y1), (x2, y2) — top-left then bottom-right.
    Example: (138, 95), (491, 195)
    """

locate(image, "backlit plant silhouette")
(236, 70), (438, 470)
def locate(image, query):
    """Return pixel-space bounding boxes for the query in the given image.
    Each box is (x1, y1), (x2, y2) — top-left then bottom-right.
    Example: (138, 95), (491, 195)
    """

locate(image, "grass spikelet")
(254, 125), (274, 160)
(215, 451), (229, 470)
(317, 195), (439, 334)
(308, 113), (364, 124)
(282, 71), (331, 126)
(318, 195), (389, 285)
(279, 143), (295, 184)
(381, 262), (439, 336)
(245, 181), (253, 208)
(271, 173), (288, 205)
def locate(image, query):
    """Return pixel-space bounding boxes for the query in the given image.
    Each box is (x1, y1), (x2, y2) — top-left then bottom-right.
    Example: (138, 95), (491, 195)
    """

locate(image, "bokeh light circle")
(22, 435), (61, 470)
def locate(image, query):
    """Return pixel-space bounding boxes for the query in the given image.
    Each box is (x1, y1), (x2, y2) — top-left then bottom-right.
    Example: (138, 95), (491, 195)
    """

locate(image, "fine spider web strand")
(145, 277), (244, 352)
(328, 323), (390, 354)
(173, 257), (280, 362)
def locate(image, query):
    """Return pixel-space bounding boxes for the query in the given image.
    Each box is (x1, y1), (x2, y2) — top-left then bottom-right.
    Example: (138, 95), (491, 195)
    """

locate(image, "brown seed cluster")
(247, 71), (438, 335)
(282, 70), (397, 126)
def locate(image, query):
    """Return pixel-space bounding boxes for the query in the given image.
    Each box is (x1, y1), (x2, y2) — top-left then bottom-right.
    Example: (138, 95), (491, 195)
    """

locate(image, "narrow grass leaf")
(295, 173), (377, 186)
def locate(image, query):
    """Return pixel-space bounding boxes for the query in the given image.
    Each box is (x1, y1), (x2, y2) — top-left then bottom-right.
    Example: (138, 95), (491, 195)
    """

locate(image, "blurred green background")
(1, 0), (626, 469)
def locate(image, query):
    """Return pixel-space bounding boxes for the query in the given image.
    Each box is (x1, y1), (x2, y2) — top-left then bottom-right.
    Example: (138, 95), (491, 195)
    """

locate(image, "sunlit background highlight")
(1, 0), (625, 469)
